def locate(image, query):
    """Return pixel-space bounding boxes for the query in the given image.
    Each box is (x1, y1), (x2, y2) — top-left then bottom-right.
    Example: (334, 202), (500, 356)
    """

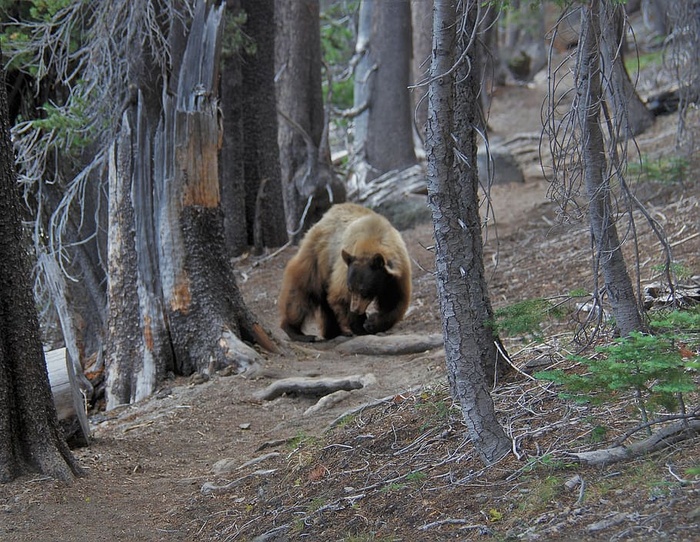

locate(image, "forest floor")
(2, 57), (700, 541)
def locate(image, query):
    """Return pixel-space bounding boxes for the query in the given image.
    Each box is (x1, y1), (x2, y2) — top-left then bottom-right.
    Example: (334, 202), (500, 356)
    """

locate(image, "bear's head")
(341, 248), (400, 314)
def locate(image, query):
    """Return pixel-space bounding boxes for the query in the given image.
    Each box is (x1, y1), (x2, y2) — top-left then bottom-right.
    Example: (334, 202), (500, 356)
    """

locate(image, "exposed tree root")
(249, 322), (279, 354)
(567, 419), (700, 466)
(253, 374), (373, 401)
(335, 333), (443, 355)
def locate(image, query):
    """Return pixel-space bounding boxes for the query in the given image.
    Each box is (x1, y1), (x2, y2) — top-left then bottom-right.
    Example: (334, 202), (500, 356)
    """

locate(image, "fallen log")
(46, 348), (91, 447)
(253, 374), (370, 401)
(335, 333), (443, 355)
(567, 419), (700, 466)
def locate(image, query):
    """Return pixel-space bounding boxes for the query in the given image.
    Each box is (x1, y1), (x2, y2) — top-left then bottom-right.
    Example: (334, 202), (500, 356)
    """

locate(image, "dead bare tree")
(544, 1), (678, 340)
(105, 1), (276, 408)
(7, 0), (191, 390)
(8, 1), (278, 408)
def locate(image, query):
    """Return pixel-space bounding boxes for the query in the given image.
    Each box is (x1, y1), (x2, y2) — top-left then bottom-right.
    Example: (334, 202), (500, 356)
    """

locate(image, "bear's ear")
(382, 256), (402, 276)
(342, 249), (355, 266)
(370, 253), (386, 270)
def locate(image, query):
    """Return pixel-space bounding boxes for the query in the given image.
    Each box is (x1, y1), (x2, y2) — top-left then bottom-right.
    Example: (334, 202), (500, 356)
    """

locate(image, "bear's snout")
(349, 293), (373, 314)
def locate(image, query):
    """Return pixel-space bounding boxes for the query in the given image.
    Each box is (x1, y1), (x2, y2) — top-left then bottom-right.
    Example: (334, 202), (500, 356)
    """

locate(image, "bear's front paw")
(349, 312), (368, 335)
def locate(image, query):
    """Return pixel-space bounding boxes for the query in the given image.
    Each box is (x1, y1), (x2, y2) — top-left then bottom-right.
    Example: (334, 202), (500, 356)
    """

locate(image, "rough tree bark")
(220, 0), (248, 255)
(426, 0), (511, 465)
(240, 0), (287, 252)
(220, 0), (287, 256)
(105, 1), (275, 409)
(0, 50), (82, 482)
(576, 0), (646, 337)
(275, 0), (344, 239)
(352, 0), (417, 192)
(104, 2), (176, 409)
(105, 98), (174, 408)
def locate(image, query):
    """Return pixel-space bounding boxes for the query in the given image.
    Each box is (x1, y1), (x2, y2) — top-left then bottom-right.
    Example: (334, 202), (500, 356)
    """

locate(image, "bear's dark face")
(341, 250), (391, 314)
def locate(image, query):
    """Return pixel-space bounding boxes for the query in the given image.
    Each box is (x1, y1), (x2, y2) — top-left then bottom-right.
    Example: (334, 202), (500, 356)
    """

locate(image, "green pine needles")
(537, 309), (700, 424)
(627, 155), (689, 185)
(493, 297), (566, 340)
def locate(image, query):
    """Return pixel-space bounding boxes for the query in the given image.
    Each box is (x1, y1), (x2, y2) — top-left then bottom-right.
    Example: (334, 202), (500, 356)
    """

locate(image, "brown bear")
(278, 203), (412, 342)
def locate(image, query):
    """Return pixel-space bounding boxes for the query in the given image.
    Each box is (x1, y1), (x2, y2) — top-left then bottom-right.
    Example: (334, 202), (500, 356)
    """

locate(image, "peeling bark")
(105, 1), (274, 408)
(156, 2), (271, 377)
(105, 103), (174, 410)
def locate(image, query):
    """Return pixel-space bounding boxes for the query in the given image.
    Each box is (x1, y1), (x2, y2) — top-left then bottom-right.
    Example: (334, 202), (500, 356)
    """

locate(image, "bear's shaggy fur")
(278, 203), (412, 342)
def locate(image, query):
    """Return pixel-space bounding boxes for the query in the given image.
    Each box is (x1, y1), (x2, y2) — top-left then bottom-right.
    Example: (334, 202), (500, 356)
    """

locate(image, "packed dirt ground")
(2, 54), (700, 542)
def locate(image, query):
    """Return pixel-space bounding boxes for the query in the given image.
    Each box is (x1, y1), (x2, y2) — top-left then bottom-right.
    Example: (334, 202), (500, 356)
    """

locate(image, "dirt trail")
(2, 75), (699, 541)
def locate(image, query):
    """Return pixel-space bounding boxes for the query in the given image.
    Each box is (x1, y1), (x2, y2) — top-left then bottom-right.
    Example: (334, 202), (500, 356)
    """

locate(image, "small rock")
(212, 458), (238, 475)
(155, 387), (172, 399)
(217, 365), (238, 377)
(189, 372), (210, 385)
(564, 475), (582, 491)
(688, 506), (700, 521)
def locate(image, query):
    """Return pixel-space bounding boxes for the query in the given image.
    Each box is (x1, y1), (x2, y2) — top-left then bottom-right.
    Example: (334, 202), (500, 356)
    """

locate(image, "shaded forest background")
(0, 0), (698, 539)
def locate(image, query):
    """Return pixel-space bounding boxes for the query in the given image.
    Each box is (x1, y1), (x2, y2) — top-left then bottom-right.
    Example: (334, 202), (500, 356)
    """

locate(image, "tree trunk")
(158, 1), (270, 377)
(0, 50), (82, 482)
(220, 1), (249, 256)
(641, 0), (672, 36)
(502, 1), (547, 82)
(105, 1), (176, 409)
(662, 0), (699, 152)
(426, 0), (511, 466)
(105, 0), (275, 408)
(576, 1), (645, 337)
(600, 4), (654, 138)
(275, 0), (344, 239)
(241, 0), (287, 252)
(478, 2), (505, 115)
(220, 0), (287, 256)
(105, 100), (174, 409)
(410, 0), (432, 145)
(352, 0), (417, 191)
